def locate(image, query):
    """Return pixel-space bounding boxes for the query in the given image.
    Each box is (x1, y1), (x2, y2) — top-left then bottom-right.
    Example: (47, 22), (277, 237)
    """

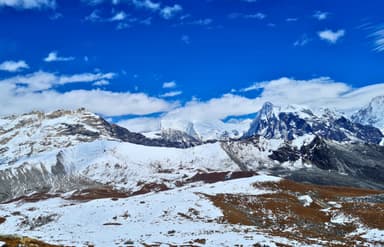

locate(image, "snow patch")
(298, 195), (313, 207)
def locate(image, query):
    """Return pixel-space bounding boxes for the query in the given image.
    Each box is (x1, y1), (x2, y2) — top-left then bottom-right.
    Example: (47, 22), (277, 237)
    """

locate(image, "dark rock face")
(301, 137), (384, 183)
(159, 128), (202, 148)
(263, 135), (384, 189)
(268, 145), (300, 163)
(244, 102), (383, 144)
(284, 136), (384, 189)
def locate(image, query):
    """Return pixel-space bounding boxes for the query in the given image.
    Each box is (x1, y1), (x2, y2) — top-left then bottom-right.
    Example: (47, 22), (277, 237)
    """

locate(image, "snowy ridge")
(159, 118), (251, 142)
(244, 101), (383, 144)
(352, 95), (384, 132)
(0, 109), (118, 164)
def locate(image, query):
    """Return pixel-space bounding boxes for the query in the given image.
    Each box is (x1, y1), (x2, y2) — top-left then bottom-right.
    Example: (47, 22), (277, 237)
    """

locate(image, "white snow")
(330, 213), (355, 224)
(298, 195), (313, 207)
(0, 174), (295, 247)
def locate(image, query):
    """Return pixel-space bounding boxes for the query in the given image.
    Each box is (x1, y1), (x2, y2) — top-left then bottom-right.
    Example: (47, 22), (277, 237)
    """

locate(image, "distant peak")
(369, 95), (384, 106)
(260, 101), (274, 111)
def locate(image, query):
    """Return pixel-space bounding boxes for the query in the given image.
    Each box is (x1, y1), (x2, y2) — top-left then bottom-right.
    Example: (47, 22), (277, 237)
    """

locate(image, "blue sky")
(1, 0), (384, 129)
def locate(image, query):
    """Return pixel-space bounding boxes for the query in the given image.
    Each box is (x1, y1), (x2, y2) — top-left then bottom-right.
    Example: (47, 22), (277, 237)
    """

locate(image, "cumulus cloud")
(0, 71), (115, 92)
(240, 77), (384, 113)
(0, 0), (55, 9)
(318, 29), (345, 44)
(0, 70), (176, 116)
(44, 51), (75, 62)
(117, 117), (161, 132)
(160, 4), (182, 19)
(164, 94), (263, 121)
(162, 81), (176, 88)
(0, 60), (29, 72)
(162, 77), (384, 122)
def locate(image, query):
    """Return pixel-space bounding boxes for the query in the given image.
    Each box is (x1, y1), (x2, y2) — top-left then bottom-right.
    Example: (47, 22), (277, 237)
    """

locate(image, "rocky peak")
(352, 95), (384, 131)
(244, 102), (383, 144)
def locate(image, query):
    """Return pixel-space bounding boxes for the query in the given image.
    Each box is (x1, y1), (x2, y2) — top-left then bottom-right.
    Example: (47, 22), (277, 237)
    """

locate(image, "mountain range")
(0, 96), (383, 246)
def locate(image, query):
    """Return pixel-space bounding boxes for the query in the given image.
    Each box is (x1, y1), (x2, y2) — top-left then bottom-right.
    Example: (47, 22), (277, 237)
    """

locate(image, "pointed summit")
(352, 96), (384, 131)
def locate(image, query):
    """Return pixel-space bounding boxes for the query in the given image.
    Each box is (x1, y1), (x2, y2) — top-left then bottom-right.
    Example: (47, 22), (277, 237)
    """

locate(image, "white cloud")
(165, 94), (262, 121)
(0, 71), (115, 92)
(318, 29), (345, 44)
(131, 0), (160, 10)
(245, 13), (266, 20)
(116, 22), (131, 30)
(229, 12), (266, 20)
(163, 77), (384, 122)
(162, 81), (176, 88)
(117, 117), (160, 132)
(160, 4), (182, 19)
(286, 17), (298, 22)
(110, 11), (127, 21)
(160, 91), (182, 98)
(313, 11), (329, 20)
(239, 77), (384, 113)
(92, 79), (110, 86)
(85, 10), (101, 22)
(372, 27), (384, 52)
(187, 18), (213, 26)
(294, 34), (311, 47)
(0, 70), (176, 117)
(0, 60), (29, 72)
(44, 51), (75, 62)
(0, 0), (55, 9)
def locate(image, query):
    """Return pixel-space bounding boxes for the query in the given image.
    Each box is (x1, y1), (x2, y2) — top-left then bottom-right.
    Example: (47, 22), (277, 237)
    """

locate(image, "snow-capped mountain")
(0, 108), (210, 164)
(156, 118), (252, 142)
(352, 95), (384, 132)
(0, 103), (384, 246)
(244, 102), (383, 144)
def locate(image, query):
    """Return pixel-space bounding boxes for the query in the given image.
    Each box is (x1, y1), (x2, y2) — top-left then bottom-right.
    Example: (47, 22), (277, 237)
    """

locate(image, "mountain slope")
(0, 106), (384, 246)
(0, 175), (382, 246)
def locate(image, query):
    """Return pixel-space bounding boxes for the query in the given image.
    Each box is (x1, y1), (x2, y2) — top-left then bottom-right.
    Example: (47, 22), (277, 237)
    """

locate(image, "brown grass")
(206, 178), (384, 245)
(67, 187), (130, 201)
(342, 202), (384, 229)
(258, 179), (383, 201)
(0, 235), (62, 247)
(131, 183), (169, 196)
(2, 192), (60, 204)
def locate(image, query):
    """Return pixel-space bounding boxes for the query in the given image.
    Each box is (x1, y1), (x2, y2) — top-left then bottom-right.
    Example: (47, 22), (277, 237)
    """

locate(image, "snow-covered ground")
(0, 175), (300, 247)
